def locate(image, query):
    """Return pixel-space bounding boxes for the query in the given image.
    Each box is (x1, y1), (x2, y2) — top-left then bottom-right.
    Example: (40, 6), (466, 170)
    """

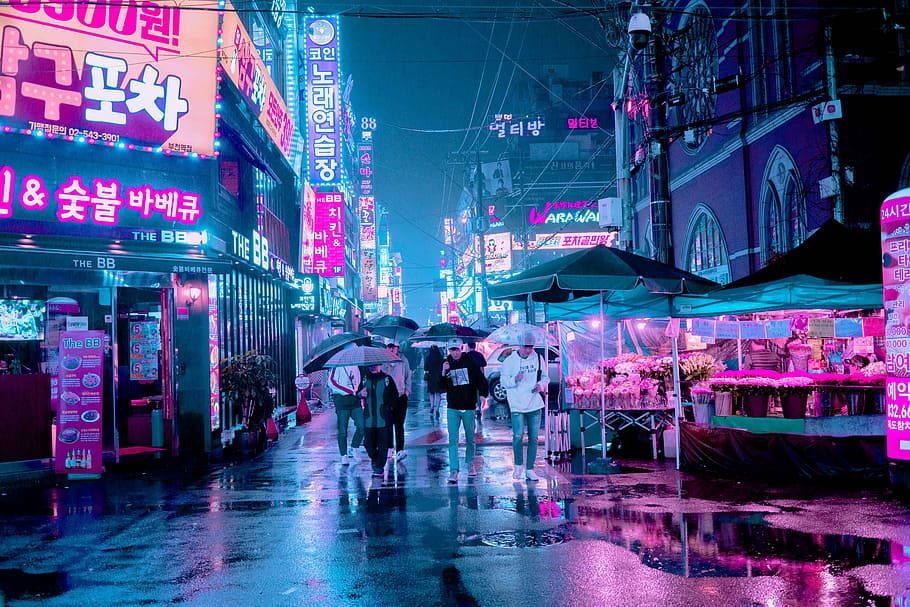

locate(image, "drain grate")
(477, 528), (570, 548)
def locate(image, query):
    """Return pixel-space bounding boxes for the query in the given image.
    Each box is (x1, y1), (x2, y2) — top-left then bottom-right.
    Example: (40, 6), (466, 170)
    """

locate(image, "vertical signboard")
(129, 321), (160, 380)
(300, 181), (316, 273)
(313, 191), (344, 276)
(0, 1), (218, 156)
(220, 0), (294, 162)
(882, 187), (910, 460)
(55, 330), (104, 475)
(303, 16), (341, 186)
(207, 275), (220, 430)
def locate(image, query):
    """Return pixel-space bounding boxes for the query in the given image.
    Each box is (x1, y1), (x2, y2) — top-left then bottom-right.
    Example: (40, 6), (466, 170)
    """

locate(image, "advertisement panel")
(0, 0), (218, 156)
(54, 330), (104, 475)
(313, 191), (344, 276)
(882, 187), (910, 460)
(220, 1), (294, 162)
(207, 275), (220, 430)
(303, 17), (341, 186)
(513, 231), (617, 251)
(484, 232), (512, 273)
(300, 181), (316, 273)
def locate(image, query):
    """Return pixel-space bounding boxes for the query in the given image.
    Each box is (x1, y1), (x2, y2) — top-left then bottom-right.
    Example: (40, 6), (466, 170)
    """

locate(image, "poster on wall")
(129, 322), (160, 380)
(54, 330), (104, 475)
(881, 187), (910, 461)
(0, 1), (219, 155)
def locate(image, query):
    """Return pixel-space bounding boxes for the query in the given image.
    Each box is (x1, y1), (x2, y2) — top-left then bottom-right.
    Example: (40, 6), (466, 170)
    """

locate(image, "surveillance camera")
(628, 12), (651, 50)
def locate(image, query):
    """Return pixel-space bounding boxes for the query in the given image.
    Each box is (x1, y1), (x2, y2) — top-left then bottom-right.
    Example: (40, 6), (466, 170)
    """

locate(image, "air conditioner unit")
(598, 197), (623, 229)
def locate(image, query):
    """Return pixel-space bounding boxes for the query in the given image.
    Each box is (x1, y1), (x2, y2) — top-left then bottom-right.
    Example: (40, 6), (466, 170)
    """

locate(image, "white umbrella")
(323, 345), (402, 367)
(484, 322), (553, 347)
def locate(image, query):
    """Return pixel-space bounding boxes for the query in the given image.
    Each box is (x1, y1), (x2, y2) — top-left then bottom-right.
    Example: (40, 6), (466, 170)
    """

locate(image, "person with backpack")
(358, 363), (400, 476)
(500, 332), (547, 482)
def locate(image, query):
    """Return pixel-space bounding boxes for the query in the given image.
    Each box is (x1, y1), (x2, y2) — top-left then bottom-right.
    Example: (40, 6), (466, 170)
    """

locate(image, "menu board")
(54, 330), (104, 475)
(881, 188), (910, 461)
(129, 322), (160, 380)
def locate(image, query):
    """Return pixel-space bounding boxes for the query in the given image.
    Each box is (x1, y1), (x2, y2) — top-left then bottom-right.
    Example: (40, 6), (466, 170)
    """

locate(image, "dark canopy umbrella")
(302, 332), (373, 373)
(486, 244), (719, 304)
(362, 314), (419, 342)
(408, 323), (482, 344)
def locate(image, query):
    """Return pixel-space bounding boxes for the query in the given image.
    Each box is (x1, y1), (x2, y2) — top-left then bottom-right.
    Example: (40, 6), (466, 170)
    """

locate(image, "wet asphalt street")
(3, 392), (910, 606)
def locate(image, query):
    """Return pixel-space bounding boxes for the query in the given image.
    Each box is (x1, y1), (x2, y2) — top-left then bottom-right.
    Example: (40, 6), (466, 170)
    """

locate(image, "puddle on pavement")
(0, 569), (68, 601)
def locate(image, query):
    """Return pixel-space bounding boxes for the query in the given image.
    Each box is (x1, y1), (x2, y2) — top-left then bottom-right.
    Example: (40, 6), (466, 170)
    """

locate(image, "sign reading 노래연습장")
(881, 187), (910, 460)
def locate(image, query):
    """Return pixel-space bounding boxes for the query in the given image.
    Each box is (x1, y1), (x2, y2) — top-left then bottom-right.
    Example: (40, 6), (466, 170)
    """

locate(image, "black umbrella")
(302, 332), (373, 373)
(362, 314), (419, 342)
(408, 322), (482, 344)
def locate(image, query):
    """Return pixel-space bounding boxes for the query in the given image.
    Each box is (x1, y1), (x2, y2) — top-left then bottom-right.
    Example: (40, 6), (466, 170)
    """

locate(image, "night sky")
(334, 2), (613, 323)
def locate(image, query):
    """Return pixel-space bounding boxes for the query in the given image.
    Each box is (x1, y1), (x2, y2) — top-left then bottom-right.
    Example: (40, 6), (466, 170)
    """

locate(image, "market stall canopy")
(670, 220), (883, 317)
(486, 244), (721, 304)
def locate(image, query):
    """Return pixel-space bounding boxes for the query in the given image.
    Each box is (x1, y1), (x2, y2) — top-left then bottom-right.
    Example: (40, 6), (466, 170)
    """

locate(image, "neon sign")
(304, 17), (341, 186)
(529, 200), (598, 225)
(0, 165), (201, 226)
(313, 191), (344, 276)
(0, 0), (218, 156)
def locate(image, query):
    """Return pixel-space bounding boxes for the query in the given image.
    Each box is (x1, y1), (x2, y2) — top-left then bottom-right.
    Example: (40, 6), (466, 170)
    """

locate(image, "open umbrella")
(408, 322), (482, 344)
(362, 314), (419, 342)
(323, 345), (402, 368)
(302, 332), (373, 373)
(485, 323), (552, 347)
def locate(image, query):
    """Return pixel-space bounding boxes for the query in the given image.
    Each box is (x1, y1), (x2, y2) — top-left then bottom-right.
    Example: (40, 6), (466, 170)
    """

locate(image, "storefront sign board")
(689, 318), (715, 338)
(739, 321), (766, 339)
(834, 318), (864, 338)
(715, 321), (739, 340)
(54, 330), (104, 475)
(0, 1), (218, 155)
(808, 317), (835, 338)
(765, 319), (792, 339)
(881, 187), (910, 460)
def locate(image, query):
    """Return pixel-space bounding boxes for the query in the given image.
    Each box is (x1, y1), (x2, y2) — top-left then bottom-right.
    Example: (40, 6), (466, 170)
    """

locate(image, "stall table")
(568, 404), (675, 460)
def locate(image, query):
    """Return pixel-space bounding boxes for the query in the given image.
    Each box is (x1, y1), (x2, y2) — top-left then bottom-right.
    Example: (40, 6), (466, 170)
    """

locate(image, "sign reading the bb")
(881, 187), (910, 460)
(0, 0), (218, 155)
(303, 17), (341, 186)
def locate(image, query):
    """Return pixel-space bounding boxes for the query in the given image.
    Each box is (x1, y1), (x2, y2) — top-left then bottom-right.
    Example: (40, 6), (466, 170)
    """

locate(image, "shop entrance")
(115, 288), (173, 457)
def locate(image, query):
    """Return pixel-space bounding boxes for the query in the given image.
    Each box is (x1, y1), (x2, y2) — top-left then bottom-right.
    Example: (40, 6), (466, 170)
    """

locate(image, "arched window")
(684, 207), (730, 284)
(760, 146), (805, 264)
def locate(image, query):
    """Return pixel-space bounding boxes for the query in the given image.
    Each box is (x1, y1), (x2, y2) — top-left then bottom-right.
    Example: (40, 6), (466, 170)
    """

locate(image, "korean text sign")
(54, 330), (104, 475)
(220, 1), (294, 163)
(0, 155), (203, 234)
(881, 187), (910, 460)
(303, 17), (341, 186)
(0, 0), (218, 155)
(313, 191), (344, 276)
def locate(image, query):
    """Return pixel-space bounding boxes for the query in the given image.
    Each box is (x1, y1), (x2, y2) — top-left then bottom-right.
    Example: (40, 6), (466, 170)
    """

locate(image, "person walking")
(425, 345), (444, 418)
(358, 363), (399, 476)
(464, 341), (488, 426)
(500, 333), (547, 482)
(329, 361), (364, 466)
(439, 338), (488, 483)
(383, 341), (412, 461)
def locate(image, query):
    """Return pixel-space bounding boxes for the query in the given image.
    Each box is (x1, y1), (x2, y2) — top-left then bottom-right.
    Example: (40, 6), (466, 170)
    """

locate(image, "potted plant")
(776, 373), (814, 418)
(219, 350), (277, 453)
(708, 375), (739, 416)
(690, 385), (715, 425)
(733, 374), (778, 417)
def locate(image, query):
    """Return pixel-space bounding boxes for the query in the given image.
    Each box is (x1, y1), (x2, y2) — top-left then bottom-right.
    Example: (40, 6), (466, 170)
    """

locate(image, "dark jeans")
(388, 394), (408, 452)
(364, 425), (390, 472)
(335, 406), (364, 456)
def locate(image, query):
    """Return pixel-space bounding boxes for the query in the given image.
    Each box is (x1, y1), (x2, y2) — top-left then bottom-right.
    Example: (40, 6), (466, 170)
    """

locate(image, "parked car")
(484, 345), (560, 406)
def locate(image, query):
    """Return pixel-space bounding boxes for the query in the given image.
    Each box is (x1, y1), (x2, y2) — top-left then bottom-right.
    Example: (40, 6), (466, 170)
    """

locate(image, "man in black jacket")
(440, 338), (488, 483)
(358, 363), (399, 476)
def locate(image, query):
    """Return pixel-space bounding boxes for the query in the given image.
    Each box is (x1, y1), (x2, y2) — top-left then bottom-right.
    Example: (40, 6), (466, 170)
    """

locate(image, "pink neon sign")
(0, 165), (202, 226)
(881, 187), (910, 460)
(313, 191), (344, 277)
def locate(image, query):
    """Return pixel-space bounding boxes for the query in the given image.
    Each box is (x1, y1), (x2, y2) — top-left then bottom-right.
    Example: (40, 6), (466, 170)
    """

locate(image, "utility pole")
(647, 14), (674, 265)
(475, 149), (490, 326)
(824, 25), (844, 223)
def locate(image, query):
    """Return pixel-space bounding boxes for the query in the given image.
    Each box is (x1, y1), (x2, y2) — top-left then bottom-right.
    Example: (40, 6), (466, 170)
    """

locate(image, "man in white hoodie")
(500, 332), (547, 482)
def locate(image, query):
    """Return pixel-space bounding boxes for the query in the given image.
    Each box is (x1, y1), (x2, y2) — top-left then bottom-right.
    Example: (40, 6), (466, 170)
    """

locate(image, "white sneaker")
(341, 455), (351, 466)
(447, 470), (459, 484)
(525, 468), (540, 482)
(395, 450), (408, 462)
(512, 465), (525, 480)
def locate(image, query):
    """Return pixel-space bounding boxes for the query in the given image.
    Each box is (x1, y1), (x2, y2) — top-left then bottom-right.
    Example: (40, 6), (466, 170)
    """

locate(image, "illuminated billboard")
(220, 1), (294, 163)
(0, 0), (219, 156)
(300, 181), (316, 273)
(303, 16), (341, 186)
(313, 191), (344, 277)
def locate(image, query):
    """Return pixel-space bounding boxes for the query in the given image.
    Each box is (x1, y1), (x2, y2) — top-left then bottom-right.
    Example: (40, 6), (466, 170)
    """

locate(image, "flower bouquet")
(690, 385), (714, 405)
(679, 352), (725, 382)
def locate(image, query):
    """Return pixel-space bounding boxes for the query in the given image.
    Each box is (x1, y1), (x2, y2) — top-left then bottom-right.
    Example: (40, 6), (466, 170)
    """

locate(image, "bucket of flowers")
(679, 353), (725, 401)
(731, 371), (779, 417)
(861, 361), (886, 413)
(708, 374), (739, 416)
(776, 373), (814, 418)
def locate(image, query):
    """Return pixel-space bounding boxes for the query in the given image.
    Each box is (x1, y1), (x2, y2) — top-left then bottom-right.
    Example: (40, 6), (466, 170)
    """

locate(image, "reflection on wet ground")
(3, 402), (910, 606)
